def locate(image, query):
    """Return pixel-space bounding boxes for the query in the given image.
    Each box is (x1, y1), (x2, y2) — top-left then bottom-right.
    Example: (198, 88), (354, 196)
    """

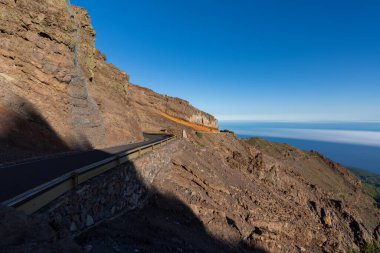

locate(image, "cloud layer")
(237, 128), (380, 147)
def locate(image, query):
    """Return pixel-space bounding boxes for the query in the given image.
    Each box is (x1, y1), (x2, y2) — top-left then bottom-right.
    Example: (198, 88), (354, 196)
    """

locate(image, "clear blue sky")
(72, 0), (380, 122)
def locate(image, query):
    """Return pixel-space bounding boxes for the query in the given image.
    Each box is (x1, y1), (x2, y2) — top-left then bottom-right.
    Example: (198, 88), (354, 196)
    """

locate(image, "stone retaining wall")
(33, 140), (180, 234)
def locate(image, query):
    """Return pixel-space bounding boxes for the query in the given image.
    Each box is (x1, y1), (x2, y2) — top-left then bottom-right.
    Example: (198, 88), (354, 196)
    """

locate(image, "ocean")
(219, 121), (380, 175)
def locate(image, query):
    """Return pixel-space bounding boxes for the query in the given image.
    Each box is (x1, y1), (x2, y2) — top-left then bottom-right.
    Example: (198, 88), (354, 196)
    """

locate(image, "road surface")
(0, 133), (171, 203)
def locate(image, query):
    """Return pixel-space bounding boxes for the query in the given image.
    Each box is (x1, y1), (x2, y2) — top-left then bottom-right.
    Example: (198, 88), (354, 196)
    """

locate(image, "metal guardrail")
(2, 135), (176, 215)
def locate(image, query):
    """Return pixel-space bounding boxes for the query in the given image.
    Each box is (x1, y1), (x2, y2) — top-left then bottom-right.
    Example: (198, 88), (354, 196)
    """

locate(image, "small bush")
(195, 132), (203, 138)
(348, 241), (380, 253)
(364, 183), (380, 204)
(221, 129), (236, 137)
(195, 141), (205, 147)
(363, 241), (380, 253)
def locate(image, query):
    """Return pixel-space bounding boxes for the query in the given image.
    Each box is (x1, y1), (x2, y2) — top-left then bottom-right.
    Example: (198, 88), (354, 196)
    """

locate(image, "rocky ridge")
(0, 0), (216, 160)
(0, 1), (379, 253)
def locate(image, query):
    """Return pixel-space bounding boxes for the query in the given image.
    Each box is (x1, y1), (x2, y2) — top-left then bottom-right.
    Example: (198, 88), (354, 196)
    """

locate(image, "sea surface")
(219, 121), (380, 175)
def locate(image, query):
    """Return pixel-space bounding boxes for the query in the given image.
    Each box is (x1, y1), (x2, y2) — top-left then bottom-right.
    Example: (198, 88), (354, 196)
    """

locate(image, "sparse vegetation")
(350, 167), (380, 185)
(195, 132), (203, 138)
(349, 167), (380, 204)
(348, 241), (380, 253)
(220, 129), (234, 133)
(364, 183), (380, 203)
(364, 241), (380, 253)
(220, 129), (236, 136)
(195, 141), (205, 147)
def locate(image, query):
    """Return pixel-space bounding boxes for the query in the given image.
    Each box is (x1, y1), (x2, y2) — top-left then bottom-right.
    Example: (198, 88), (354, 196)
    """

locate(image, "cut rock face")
(0, 0), (217, 159)
(0, 0), (104, 150)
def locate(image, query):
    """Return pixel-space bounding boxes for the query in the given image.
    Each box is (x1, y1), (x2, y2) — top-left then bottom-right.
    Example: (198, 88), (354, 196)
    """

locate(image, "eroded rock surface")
(0, 0), (217, 161)
(129, 84), (219, 131)
(1, 1), (379, 253)
(0, 0), (105, 151)
(77, 133), (380, 253)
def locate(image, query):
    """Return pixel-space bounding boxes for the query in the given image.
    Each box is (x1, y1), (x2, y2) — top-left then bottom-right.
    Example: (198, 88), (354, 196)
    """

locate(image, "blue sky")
(72, 0), (380, 122)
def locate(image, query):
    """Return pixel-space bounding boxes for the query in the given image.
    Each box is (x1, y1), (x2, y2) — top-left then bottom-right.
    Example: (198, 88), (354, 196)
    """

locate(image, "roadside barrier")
(2, 135), (175, 215)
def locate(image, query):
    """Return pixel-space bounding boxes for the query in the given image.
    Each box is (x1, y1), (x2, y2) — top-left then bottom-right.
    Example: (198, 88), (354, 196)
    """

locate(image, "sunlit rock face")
(189, 113), (218, 129)
(0, 0), (218, 156)
(0, 0), (143, 153)
(128, 84), (219, 131)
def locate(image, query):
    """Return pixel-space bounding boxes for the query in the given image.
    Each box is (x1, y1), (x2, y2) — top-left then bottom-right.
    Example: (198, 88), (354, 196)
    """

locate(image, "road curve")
(0, 133), (171, 203)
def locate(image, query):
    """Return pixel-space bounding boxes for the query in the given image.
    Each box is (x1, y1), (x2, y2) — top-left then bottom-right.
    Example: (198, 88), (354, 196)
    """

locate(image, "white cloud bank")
(236, 128), (380, 147)
(216, 114), (380, 123)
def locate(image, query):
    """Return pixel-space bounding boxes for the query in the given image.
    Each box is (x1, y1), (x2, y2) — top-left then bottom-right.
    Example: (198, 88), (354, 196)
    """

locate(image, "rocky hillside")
(129, 84), (218, 131)
(0, 1), (379, 253)
(0, 0), (216, 161)
(75, 133), (380, 253)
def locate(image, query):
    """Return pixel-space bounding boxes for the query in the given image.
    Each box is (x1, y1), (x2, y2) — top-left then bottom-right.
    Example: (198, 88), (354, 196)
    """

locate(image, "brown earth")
(0, 0), (216, 161)
(0, 1), (379, 253)
(77, 133), (380, 253)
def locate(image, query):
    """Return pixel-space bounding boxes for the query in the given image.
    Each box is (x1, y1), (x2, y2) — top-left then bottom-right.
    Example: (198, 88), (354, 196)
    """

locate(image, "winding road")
(0, 133), (171, 203)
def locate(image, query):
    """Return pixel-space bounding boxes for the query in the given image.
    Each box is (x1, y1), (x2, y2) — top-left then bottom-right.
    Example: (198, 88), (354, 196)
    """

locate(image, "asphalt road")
(0, 133), (171, 203)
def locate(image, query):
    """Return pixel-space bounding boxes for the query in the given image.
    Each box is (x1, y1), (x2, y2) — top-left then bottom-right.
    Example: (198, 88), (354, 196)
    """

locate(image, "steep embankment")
(77, 133), (380, 253)
(1, 1), (379, 253)
(0, 0), (216, 161)
(349, 167), (380, 203)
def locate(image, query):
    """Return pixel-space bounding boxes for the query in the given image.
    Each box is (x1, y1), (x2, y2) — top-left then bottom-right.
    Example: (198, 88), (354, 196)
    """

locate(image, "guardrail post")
(72, 172), (79, 188)
(116, 155), (121, 166)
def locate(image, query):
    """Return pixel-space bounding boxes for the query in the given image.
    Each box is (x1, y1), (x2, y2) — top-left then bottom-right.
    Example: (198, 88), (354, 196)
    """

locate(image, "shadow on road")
(0, 97), (92, 163)
(0, 97), (267, 252)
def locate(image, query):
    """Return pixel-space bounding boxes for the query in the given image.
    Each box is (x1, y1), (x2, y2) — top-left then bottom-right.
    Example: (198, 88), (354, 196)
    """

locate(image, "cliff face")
(0, 0), (104, 151)
(1, 1), (379, 253)
(129, 84), (218, 130)
(0, 0), (217, 158)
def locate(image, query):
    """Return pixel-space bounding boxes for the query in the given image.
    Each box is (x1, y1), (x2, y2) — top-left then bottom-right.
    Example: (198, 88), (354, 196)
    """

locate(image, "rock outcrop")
(129, 84), (219, 132)
(0, 0), (217, 161)
(0, 1), (379, 253)
(0, 0), (105, 151)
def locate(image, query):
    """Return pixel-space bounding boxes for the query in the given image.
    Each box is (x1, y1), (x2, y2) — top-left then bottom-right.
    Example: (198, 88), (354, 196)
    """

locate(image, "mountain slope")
(0, 1), (379, 253)
(0, 0), (216, 161)
(78, 134), (380, 252)
(349, 167), (380, 203)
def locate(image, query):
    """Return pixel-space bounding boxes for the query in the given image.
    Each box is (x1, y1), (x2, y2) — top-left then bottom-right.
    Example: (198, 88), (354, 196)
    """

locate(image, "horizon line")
(217, 119), (380, 124)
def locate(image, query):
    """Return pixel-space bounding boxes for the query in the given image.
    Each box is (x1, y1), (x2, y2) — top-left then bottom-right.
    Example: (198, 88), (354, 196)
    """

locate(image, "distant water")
(219, 121), (380, 175)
